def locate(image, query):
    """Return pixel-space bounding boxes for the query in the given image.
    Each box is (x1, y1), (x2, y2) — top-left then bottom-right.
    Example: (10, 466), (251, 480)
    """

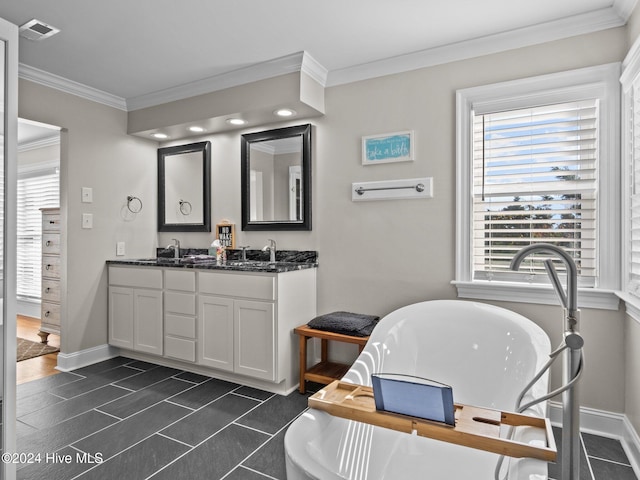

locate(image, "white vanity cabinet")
(198, 272), (277, 380)
(108, 266), (163, 355)
(107, 262), (317, 394)
(197, 268), (316, 387)
(164, 270), (197, 362)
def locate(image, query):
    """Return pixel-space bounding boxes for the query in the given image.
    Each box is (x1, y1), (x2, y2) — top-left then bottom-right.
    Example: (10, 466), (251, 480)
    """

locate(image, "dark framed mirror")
(158, 141), (211, 232)
(241, 124), (311, 231)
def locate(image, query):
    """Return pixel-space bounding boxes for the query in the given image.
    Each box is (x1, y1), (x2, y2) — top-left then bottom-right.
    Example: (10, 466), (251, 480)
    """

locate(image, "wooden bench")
(294, 324), (369, 394)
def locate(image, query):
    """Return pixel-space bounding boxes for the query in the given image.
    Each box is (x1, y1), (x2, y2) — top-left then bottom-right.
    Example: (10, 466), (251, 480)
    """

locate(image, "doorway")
(15, 118), (61, 383)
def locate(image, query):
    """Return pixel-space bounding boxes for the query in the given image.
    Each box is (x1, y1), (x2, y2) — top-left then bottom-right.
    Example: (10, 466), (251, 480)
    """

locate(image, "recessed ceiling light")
(151, 133), (168, 139)
(226, 118), (247, 126)
(274, 108), (296, 117)
(189, 126), (205, 133)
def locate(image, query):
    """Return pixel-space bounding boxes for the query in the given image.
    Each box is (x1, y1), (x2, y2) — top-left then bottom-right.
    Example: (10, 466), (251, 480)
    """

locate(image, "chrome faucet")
(510, 243), (578, 329)
(166, 238), (180, 259)
(510, 243), (582, 480)
(238, 245), (250, 262)
(262, 239), (276, 263)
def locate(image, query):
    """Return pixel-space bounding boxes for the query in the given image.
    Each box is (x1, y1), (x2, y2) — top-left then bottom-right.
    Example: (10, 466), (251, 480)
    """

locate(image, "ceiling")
(1, 0), (635, 113)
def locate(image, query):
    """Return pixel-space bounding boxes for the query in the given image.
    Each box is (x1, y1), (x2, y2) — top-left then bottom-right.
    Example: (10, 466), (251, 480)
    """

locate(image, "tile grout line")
(68, 414), (195, 480)
(143, 394), (275, 479)
(222, 465), (278, 480)
(93, 375), (208, 421)
(226, 404), (316, 479)
(49, 366), (152, 400)
(156, 431), (195, 449)
(581, 433), (597, 480)
(588, 454), (635, 468)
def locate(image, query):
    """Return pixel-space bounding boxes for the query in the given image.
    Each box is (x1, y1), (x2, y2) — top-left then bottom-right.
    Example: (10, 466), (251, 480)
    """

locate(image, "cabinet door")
(133, 289), (163, 355)
(198, 295), (234, 371)
(109, 286), (134, 349)
(234, 300), (275, 381)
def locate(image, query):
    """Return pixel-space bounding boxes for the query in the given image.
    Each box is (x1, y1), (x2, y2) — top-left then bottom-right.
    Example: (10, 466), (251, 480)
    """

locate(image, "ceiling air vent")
(19, 19), (60, 41)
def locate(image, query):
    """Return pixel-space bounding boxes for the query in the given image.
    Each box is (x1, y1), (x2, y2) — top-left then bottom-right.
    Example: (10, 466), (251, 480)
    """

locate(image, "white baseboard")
(549, 401), (640, 476)
(16, 298), (40, 319)
(55, 343), (119, 372)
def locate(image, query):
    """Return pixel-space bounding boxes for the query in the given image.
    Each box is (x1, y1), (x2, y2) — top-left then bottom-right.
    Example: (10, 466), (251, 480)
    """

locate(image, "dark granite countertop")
(107, 249), (318, 273)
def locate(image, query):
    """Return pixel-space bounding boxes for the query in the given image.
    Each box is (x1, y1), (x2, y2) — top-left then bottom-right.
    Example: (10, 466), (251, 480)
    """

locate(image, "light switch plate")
(116, 241), (125, 256)
(82, 213), (93, 229)
(81, 187), (93, 203)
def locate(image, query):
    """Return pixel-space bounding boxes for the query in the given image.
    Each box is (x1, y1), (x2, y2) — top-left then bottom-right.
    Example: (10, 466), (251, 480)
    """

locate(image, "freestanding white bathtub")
(285, 300), (552, 480)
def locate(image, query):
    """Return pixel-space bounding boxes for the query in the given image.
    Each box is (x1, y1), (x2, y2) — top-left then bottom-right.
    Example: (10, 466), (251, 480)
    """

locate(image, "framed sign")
(215, 221), (236, 249)
(362, 130), (414, 165)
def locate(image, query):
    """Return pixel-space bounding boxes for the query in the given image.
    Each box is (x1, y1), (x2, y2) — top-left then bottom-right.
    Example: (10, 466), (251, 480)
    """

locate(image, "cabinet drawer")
(42, 255), (61, 279)
(42, 213), (61, 232)
(165, 336), (196, 362)
(109, 266), (163, 289)
(42, 233), (61, 254)
(165, 292), (196, 315)
(198, 272), (275, 300)
(165, 270), (196, 292)
(42, 279), (60, 302)
(165, 313), (196, 338)
(41, 302), (61, 327)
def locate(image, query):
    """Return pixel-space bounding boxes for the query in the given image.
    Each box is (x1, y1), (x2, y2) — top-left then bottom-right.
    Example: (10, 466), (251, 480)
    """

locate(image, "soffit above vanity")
(127, 52), (325, 141)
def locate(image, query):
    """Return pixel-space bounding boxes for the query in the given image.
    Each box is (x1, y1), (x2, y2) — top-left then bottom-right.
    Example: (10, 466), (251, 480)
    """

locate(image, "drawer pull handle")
(49, 220), (55, 224)
(46, 264), (52, 270)
(45, 288), (51, 293)
(44, 311), (50, 317)
(46, 240), (52, 246)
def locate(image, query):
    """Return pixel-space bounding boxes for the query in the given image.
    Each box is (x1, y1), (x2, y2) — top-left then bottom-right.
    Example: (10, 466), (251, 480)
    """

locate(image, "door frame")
(1, 14), (19, 480)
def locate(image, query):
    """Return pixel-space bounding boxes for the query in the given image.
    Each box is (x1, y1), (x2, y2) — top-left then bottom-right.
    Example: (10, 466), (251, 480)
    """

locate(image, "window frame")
(620, 39), (640, 320)
(16, 165), (60, 300)
(454, 63), (621, 310)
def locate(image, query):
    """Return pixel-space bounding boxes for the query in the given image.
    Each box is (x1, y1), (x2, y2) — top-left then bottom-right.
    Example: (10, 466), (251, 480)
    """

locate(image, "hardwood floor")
(16, 315), (60, 385)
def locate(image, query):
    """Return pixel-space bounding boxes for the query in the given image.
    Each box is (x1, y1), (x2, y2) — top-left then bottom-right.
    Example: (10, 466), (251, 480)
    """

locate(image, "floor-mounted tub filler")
(285, 299), (554, 479)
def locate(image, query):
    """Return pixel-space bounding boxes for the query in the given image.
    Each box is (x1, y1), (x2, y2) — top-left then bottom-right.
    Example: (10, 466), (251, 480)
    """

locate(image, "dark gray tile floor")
(547, 428), (637, 480)
(15, 357), (308, 480)
(11, 357), (639, 480)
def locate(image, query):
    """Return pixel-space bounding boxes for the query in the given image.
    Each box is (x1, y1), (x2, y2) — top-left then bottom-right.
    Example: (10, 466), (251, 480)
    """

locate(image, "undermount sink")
(226, 260), (273, 266)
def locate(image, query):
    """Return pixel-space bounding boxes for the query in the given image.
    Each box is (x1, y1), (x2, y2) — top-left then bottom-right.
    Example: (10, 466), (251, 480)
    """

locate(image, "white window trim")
(620, 37), (640, 324)
(454, 63), (621, 311)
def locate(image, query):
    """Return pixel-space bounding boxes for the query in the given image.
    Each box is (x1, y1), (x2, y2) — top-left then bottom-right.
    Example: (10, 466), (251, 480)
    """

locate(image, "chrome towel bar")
(355, 183), (425, 196)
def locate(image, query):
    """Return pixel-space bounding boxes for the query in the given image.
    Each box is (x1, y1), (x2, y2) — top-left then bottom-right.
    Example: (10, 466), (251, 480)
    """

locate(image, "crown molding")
(127, 51), (326, 111)
(18, 63), (127, 111)
(18, 135), (60, 153)
(300, 51), (328, 86)
(614, 0), (638, 21)
(327, 5), (630, 87)
(622, 25), (640, 89)
(16, 0), (634, 110)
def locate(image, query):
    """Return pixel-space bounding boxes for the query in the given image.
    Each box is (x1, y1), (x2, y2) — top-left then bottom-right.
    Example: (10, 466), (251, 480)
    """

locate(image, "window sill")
(452, 281), (620, 311)
(615, 292), (640, 324)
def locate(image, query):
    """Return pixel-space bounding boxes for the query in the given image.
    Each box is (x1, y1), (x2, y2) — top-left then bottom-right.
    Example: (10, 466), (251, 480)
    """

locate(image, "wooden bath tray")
(308, 381), (557, 462)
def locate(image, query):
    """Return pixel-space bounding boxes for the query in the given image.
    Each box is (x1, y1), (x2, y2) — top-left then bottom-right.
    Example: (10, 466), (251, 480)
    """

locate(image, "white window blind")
(17, 169), (59, 299)
(472, 100), (598, 287)
(629, 82), (640, 296)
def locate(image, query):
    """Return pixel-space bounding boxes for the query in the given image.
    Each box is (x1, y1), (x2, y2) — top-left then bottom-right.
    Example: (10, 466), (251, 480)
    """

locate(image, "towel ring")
(179, 199), (192, 215)
(127, 195), (143, 214)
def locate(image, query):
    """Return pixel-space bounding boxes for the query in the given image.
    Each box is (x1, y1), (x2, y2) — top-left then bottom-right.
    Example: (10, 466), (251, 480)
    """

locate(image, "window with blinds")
(630, 83), (640, 296)
(17, 169), (59, 299)
(472, 100), (598, 287)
